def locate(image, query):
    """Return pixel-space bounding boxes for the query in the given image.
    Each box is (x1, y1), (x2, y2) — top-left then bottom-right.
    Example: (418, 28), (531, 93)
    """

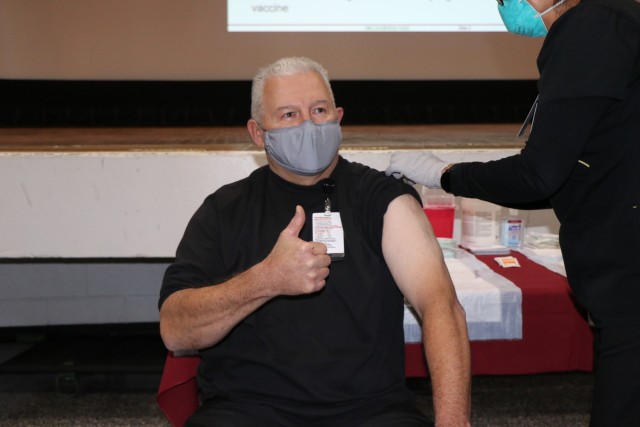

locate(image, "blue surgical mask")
(263, 120), (341, 176)
(498, 0), (566, 37)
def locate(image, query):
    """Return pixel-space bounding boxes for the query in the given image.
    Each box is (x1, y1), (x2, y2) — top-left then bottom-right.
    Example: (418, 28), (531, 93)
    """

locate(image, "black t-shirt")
(448, 0), (640, 324)
(160, 157), (421, 418)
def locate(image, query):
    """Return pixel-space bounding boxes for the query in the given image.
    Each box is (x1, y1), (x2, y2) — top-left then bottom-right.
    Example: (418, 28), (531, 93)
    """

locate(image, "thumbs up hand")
(261, 206), (331, 296)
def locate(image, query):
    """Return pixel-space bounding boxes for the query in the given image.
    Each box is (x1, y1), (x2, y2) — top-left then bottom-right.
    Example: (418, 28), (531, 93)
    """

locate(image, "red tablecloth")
(405, 250), (593, 376)
(157, 251), (594, 426)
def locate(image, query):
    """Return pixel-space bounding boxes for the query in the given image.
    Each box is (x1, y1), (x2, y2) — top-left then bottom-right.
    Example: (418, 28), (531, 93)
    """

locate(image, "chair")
(156, 351), (201, 427)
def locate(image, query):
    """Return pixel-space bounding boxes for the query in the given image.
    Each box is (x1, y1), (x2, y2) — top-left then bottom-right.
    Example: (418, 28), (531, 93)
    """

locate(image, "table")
(405, 250), (593, 376)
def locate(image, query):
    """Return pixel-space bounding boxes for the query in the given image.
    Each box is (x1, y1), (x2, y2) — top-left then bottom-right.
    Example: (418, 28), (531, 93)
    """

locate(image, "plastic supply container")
(421, 188), (456, 238)
(460, 198), (501, 247)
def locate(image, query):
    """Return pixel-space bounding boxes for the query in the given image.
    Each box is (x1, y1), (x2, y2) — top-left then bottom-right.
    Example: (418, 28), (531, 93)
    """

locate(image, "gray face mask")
(263, 120), (342, 176)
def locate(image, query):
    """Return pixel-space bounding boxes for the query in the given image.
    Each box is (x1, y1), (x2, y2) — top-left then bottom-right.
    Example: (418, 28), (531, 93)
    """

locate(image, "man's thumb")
(282, 205), (305, 237)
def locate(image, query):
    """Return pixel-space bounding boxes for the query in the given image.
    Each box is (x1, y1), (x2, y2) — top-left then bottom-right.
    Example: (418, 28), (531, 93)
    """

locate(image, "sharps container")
(421, 187), (456, 238)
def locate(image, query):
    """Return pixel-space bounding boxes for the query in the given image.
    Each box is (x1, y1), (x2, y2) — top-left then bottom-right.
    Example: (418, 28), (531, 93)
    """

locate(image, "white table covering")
(403, 249), (523, 342)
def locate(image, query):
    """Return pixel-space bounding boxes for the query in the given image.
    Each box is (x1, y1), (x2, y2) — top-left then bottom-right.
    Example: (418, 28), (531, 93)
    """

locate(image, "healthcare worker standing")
(386, 0), (640, 425)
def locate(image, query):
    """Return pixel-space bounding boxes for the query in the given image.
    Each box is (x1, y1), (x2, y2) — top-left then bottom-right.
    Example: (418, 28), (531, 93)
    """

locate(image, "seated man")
(159, 56), (471, 427)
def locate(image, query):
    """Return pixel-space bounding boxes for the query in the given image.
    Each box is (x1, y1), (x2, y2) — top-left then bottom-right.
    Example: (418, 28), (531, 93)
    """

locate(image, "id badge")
(517, 95), (539, 140)
(312, 212), (345, 260)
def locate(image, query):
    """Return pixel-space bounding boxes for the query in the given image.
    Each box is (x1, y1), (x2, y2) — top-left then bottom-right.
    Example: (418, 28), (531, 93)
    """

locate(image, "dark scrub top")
(445, 0), (640, 325)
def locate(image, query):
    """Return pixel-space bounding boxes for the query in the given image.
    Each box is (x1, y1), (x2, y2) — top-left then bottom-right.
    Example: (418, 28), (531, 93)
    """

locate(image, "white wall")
(1, 148), (558, 258)
(0, 148), (559, 326)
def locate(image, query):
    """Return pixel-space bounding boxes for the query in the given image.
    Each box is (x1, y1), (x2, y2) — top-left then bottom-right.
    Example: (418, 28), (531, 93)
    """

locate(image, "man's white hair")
(251, 56), (335, 125)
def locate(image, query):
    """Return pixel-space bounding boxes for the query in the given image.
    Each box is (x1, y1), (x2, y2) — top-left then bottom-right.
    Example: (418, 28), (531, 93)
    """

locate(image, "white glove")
(385, 151), (449, 188)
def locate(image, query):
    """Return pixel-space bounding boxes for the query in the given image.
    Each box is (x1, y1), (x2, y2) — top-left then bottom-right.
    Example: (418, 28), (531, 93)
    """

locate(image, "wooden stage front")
(0, 124), (524, 152)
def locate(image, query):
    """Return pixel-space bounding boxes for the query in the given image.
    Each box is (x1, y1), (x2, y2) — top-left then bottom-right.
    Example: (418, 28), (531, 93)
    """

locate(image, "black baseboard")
(0, 323), (165, 376)
(0, 79), (538, 127)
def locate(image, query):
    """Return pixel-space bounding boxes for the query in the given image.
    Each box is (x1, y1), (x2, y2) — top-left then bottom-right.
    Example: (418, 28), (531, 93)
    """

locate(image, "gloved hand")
(385, 151), (449, 188)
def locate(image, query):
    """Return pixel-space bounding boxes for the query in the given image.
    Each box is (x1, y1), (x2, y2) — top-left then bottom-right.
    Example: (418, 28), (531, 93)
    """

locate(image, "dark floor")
(0, 325), (593, 426)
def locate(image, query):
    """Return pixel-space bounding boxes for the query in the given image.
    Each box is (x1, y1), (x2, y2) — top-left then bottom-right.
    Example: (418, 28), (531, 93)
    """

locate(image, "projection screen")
(0, 0), (544, 81)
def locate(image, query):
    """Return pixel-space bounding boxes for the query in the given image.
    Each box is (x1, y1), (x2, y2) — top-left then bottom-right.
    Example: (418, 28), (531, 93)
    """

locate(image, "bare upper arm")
(381, 194), (458, 318)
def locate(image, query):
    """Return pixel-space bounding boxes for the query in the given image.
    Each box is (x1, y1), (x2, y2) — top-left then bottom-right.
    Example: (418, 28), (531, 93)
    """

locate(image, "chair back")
(156, 351), (201, 427)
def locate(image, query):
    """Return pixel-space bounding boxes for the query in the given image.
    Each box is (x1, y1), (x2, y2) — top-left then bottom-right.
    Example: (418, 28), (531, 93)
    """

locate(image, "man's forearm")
(160, 206), (331, 352)
(159, 263), (274, 352)
(422, 301), (472, 427)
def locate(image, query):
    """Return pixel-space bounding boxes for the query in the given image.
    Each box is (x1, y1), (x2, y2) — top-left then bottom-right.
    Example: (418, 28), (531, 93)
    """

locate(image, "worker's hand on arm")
(382, 194), (471, 426)
(160, 205), (331, 352)
(385, 151), (449, 189)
